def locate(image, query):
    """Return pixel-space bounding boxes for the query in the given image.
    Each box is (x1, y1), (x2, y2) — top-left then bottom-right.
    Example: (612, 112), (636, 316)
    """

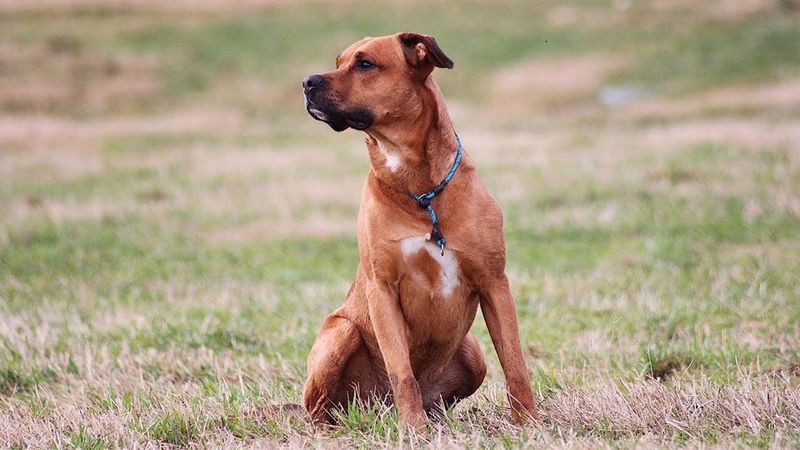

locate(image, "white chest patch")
(375, 139), (402, 172)
(400, 236), (460, 298)
(384, 153), (401, 171)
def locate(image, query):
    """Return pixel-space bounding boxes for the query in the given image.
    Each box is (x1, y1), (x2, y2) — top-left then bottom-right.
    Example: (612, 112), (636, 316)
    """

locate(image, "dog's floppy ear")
(398, 32), (454, 78)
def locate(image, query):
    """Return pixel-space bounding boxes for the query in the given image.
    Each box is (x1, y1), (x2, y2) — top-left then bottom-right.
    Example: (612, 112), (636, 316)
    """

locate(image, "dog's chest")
(399, 236), (460, 298)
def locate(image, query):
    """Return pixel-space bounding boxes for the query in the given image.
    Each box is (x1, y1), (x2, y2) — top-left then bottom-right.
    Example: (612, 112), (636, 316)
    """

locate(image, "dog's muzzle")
(302, 74), (375, 132)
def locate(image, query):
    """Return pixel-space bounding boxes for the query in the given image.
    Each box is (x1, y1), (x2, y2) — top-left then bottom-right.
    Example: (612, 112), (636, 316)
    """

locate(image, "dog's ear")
(398, 32), (454, 79)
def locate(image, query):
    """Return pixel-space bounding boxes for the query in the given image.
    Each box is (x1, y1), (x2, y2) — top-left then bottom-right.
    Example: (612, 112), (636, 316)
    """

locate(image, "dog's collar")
(405, 133), (463, 255)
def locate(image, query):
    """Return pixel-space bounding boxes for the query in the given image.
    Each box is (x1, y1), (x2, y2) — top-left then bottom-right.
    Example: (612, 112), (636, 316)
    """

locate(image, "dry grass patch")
(0, 0), (365, 15)
(651, 0), (774, 22)
(0, 110), (245, 152)
(0, 41), (161, 115)
(1, 374), (797, 447)
(614, 78), (800, 122)
(545, 373), (800, 439)
(1, 2), (799, 447)
(207, 216), (357, 242)
(490, 55), (629, 113)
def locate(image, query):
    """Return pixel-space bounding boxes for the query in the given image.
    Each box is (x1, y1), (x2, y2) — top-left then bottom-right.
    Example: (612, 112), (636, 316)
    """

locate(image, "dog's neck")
(364, 77), (462, 196)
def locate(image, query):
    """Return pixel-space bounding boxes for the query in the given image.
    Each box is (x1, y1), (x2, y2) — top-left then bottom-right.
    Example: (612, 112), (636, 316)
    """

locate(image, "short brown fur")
(302, 32), (538, 429)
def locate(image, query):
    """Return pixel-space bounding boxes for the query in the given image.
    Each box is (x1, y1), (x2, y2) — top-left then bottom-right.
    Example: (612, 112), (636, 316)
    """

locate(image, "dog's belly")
(397, 236), (480, 370)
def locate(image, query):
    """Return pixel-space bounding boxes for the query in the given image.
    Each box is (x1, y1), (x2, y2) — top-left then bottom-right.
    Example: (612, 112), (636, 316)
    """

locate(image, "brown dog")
(301, 32), (538, 428)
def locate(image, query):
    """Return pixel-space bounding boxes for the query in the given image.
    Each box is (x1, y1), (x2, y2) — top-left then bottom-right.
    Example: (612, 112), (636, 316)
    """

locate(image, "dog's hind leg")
(302, 314), (384, 424)
(420, 332), (487, 414)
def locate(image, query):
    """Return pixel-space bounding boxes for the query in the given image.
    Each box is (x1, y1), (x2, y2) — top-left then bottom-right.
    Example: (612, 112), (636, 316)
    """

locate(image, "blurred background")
(1, 0), (800, 447)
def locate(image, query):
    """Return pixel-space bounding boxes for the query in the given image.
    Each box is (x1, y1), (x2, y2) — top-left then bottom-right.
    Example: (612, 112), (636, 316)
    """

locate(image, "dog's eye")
(356, 59), (375, 70)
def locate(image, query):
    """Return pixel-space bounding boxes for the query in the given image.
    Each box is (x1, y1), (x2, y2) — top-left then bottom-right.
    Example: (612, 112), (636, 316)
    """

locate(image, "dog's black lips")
(304, 94), (374, 132)
(342, 108), (375, 131)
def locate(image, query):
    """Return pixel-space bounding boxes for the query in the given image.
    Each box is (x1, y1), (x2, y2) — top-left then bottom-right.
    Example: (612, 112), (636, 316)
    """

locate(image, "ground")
(1, 0), (799, 448)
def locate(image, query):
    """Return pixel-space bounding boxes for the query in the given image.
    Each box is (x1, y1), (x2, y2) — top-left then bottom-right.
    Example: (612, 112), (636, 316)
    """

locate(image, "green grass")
(628, 12), (800, 91)
(1, 0), (800, 447)
(5, 0), (799, 115)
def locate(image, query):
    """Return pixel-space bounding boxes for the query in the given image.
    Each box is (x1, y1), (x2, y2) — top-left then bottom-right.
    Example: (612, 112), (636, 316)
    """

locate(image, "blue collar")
(406, 134), (463, 255)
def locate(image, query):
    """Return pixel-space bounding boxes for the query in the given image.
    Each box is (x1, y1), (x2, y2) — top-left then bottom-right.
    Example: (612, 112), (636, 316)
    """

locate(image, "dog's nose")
(303, 74), (325, 91)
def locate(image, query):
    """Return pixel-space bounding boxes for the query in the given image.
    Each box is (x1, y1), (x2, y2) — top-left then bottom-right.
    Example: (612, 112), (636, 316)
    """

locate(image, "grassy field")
(1, 0), (800, 447)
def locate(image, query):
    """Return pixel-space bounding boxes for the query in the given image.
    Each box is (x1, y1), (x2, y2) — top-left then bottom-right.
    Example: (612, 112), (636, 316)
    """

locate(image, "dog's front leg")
(367, 281), (426, 429)
(480, 274), (540, 424)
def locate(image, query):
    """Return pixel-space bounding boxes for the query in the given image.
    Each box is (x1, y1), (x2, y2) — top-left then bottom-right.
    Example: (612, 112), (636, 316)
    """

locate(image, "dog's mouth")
(304, 94), (374, 132)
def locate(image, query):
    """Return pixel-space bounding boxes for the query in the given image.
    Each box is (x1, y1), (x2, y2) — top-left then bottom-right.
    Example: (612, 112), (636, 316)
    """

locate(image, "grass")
(1, 0), (800, 447)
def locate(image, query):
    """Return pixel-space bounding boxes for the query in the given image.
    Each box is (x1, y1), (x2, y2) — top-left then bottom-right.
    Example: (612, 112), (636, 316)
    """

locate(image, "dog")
(301, 32), (538, 428)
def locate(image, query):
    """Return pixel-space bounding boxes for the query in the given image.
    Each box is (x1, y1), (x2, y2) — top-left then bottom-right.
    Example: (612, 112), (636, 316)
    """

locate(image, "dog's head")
(302, 32), (454, 132)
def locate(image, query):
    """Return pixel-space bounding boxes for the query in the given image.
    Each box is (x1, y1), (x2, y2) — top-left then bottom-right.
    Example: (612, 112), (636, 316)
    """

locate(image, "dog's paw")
(401, 410), (429, 435)
(511, 405), (541, 425)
